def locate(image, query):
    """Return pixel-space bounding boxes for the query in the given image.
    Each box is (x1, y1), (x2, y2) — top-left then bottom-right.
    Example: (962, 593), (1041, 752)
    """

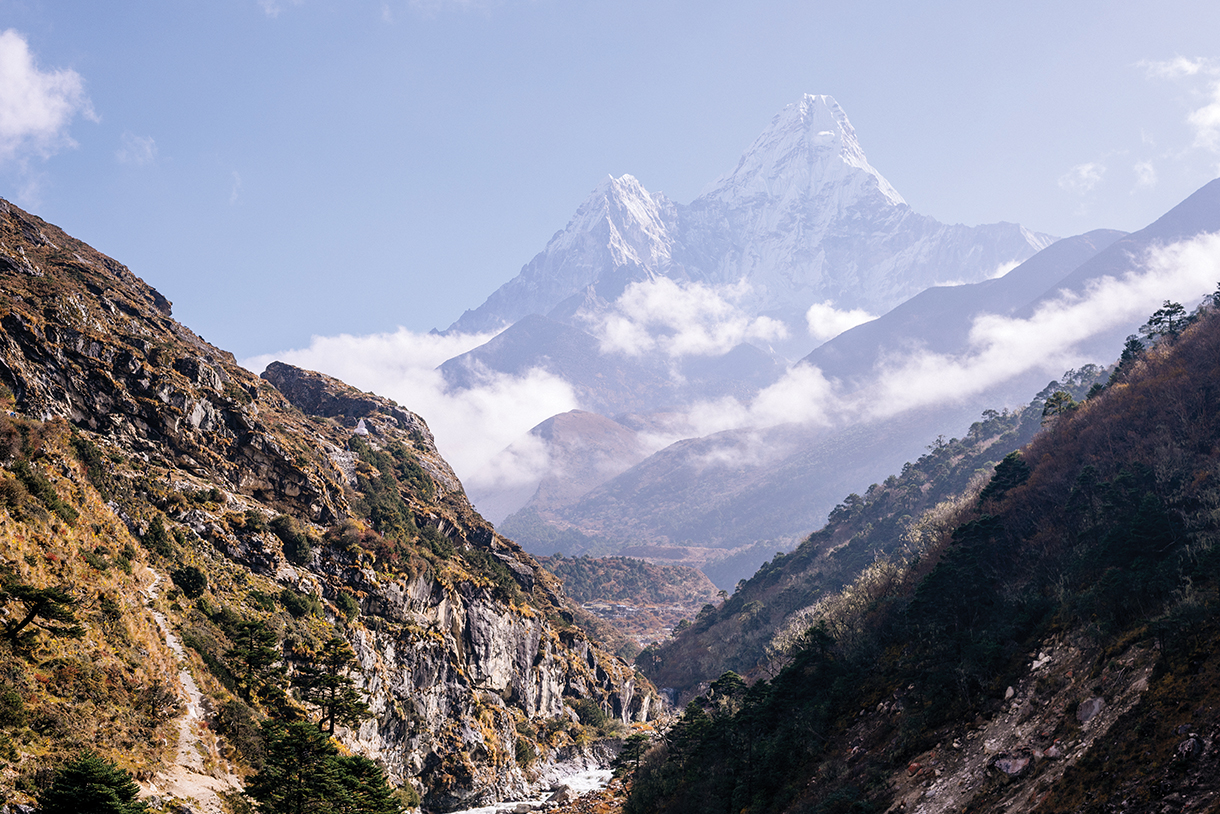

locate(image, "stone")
(1177, 738), (1202, 760)
(1076, 697), (1105, 724)
(993, 756), (1030, 776)
(547, 786), (575, 805)
(1005, 686), (1015, 700)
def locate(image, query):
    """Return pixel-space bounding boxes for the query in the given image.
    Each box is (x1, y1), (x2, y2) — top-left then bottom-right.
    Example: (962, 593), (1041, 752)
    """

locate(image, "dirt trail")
(139, 568), (243, 813)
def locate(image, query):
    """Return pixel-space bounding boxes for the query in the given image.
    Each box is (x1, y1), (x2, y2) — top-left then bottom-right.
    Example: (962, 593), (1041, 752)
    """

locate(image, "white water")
(447, 768), (612, 814)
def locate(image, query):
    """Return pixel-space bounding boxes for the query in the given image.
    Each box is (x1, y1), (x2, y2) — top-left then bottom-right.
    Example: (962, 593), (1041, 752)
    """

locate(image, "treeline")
(627, 300), (1220, 814)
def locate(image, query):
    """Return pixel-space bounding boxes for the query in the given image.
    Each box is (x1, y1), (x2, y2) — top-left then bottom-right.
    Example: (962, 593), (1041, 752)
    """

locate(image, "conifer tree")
(292, 636), (371, 735)
(37, 751), (148, 814)
(246, 721), (402, 814)
(0, 581), (83, 646)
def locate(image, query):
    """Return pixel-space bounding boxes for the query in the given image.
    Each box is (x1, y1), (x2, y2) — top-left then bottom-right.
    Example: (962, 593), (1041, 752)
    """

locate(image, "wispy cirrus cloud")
(1058, 162), (1105, 195)
(257, 0), (303, 18)
(0, 29), (96, 166)
(1140, 56), (1220, 157)
(116, 132), (157, 166)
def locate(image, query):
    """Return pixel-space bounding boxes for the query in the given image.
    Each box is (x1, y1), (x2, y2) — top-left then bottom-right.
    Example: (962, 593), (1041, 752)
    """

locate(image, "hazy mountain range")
(414, 95), (1220, 588)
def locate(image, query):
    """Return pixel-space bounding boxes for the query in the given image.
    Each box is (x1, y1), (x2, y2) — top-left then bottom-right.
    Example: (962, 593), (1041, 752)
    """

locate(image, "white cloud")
(862, 231), (1220, 418)
(1133, 160), (1158, 190)
(805, 300), (876, 341)
(241, 234), (1220, 513)
(229, 171), (242, 204)
(1140, 55), (1220, 156)
(408, 0), (503, 14)
(655, 231), (1220, 442)
(1188, 80), (1220, 152)
(0, 29), (96, 165)
(1139, 57), (1214, 79)
(116, 132), (157, 166)
(241, 327), (580, 489)
(258, 0), (303, 17)
(596, 278), (788, 358)
(1058, 162), (1105, 195)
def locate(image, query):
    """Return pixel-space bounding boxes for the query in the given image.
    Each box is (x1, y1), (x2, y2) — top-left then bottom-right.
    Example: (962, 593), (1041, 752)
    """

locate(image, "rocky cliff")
(0, 198), (655, 810)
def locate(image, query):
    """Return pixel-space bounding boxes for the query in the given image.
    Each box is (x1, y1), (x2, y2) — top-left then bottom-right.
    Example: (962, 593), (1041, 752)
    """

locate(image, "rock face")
(450, 95), (1054, 353)
(0, 198), (654, 809)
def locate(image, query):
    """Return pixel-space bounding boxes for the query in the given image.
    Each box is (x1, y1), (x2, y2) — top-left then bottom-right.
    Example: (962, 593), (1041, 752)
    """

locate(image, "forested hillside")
(626, 295), (1220, 814)
(637, 368), (1105, 700)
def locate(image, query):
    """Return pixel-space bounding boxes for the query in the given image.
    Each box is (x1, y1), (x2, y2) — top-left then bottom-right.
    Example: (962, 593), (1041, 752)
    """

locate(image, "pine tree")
(0, 581), (83, 646)
(225, 618), (285, 704)
(292, 636), (371, 735)
(37, 751), (149, 814)
(246, 721), (402, 814)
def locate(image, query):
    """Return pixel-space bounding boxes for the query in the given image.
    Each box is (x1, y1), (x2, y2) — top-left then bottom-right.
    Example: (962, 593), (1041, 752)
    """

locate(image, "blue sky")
(2, 0), (1220, 359)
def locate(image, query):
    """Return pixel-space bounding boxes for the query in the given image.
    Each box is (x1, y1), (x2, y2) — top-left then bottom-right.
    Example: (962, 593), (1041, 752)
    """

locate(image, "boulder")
(1076, 697), (1105, 724)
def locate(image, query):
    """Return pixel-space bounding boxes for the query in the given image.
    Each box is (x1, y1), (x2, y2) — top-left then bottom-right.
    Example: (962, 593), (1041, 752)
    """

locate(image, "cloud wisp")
(665, 230), (1220, 443)
(1058, 162), (1105, 195)
(805, 300), (876, 341)
(1141, 56), (1220, 161)
(595, 277), (788, 358)
(0, 29), (96, 166)
(116, 132), (157, 166)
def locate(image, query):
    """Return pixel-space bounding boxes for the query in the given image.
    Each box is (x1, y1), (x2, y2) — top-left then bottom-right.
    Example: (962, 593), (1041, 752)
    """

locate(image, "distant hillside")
(538, 555), (721, 651)
(624, 298), (1220, 814)
(635, 369), (1105, 699)
(538, 555), (720, 607)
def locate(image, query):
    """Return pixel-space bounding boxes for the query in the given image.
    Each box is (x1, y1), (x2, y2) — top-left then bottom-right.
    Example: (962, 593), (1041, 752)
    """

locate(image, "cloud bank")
(242, 328), (580, 492)
(0, 29), (95, 165)
(246, 232), (1220, 517)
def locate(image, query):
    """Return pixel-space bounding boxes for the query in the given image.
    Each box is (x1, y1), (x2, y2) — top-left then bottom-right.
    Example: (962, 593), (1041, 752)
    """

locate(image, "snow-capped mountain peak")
(701, 94), (904, 209)
(448, 95), (1053, 340)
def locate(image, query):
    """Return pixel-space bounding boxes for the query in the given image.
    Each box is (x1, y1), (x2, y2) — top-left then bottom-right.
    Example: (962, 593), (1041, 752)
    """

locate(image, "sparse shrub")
(69, 434), (111, 499)
(81, 548), (109, 570)
(171, 565), (208, 599)
(141, 514), (174, 557)
(216, 699), (266, 769)
(244, 508), (268, 533)
(0, 687), (26, 728)
(271, 515), (314, 565)
(11, 459), (77, 523)
(335, 591), (360, 622)
(569, 697), (608, 729)
(0, 476), (28, 516)
(279, 588), (321, 618)
(515, 736), (537, 767)
(248, 590), (277, 611)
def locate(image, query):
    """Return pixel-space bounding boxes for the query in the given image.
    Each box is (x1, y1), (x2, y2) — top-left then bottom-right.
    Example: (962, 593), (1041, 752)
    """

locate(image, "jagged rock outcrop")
(0, 198), (654, 810)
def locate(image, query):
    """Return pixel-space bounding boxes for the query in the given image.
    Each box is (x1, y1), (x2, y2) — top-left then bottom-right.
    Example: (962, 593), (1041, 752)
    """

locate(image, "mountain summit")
(701, 93), (904, 209)
(450, 94), (1053, 355)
